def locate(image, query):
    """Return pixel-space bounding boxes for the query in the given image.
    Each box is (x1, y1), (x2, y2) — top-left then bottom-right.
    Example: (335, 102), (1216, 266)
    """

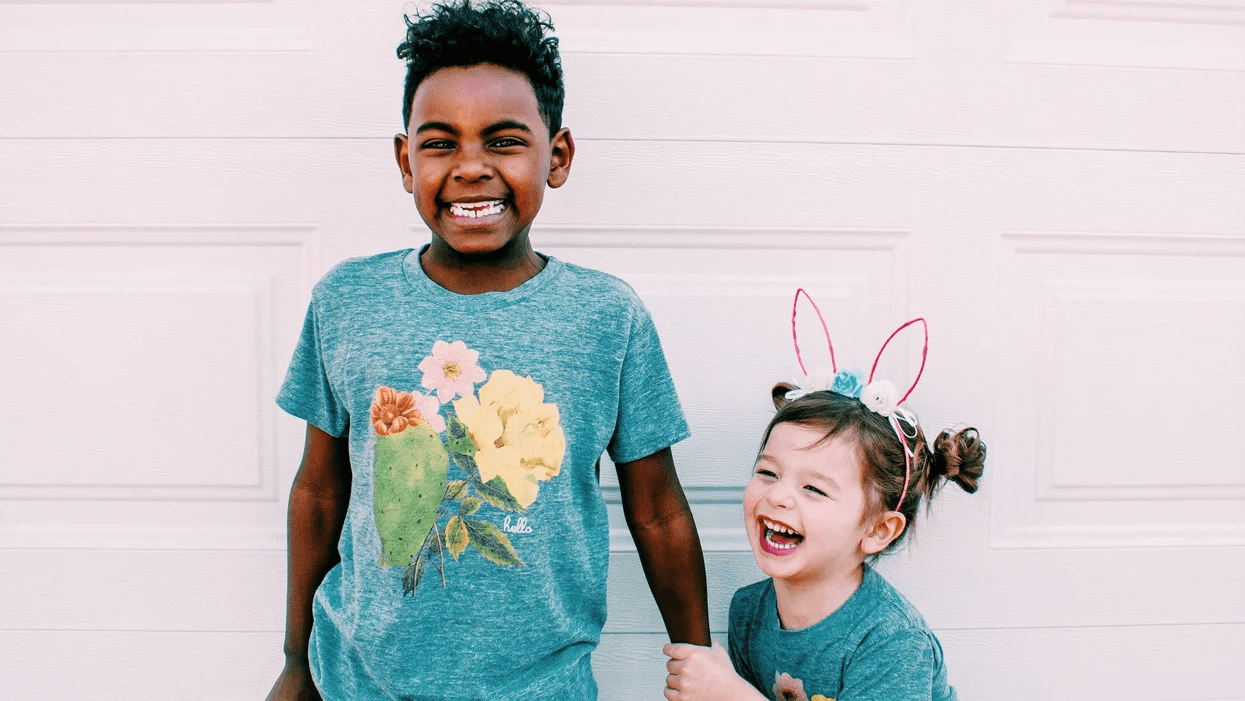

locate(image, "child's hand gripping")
(662, 641), (767, 701)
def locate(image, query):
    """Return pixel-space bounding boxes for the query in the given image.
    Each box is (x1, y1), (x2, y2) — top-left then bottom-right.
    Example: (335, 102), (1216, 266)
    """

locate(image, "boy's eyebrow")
(414, 119), (534, 137)
(480, 119), (533, 136)
(414, 121), (458, 135)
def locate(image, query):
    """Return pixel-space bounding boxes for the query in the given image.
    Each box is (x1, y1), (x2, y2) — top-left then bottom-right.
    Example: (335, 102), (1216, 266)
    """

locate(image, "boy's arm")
(614, 447), (711, 646)
(267, 423), (352, 701)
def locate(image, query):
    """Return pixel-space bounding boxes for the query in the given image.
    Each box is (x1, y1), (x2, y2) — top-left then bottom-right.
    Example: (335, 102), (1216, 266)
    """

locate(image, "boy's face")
(743, 424), (877, 587)
(394, 63), (573, 257)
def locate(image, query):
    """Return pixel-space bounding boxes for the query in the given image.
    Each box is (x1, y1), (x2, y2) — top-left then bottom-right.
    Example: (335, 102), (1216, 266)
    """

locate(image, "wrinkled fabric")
(729, 565), (957, 701)
(278, 248), (689, 700)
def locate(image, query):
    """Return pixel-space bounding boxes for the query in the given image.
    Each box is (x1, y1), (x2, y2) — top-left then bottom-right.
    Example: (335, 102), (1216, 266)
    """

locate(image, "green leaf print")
(464, 519), (525, 566)
(373, 423), (450, 567)
(445, 412), (478, 461)
(459, 497), (483, 516)
(445, 516), (469, 561)
(401, 556), (426, 596)
(473, 474), (526, 513)
(444, 479), (469, 500)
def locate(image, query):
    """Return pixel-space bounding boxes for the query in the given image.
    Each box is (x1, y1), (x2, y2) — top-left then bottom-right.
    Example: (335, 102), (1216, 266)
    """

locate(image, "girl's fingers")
(663, 642), (693, 659)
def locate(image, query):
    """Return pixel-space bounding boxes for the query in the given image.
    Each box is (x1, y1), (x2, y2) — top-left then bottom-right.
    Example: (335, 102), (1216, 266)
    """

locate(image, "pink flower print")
(412, 393), (446, 433)
(772, 672), (809, 701)
(418, 340), (486, 404)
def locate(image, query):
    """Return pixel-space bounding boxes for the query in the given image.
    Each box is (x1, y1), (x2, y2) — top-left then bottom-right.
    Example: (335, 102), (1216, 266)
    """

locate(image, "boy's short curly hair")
(396, 0), (565, 138)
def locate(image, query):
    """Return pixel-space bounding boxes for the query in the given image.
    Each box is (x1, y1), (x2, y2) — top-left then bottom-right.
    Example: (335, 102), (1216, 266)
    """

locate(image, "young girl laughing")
(663, 291), (984, 701)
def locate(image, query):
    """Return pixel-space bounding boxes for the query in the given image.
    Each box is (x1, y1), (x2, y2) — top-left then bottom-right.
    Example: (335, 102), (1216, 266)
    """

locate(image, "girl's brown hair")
(763, 383), (985, 556)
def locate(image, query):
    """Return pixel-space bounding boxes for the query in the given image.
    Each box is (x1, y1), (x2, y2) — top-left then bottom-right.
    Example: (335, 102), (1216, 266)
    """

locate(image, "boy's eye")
(420, 139), (454, 150)
(490, 137), (525, 149)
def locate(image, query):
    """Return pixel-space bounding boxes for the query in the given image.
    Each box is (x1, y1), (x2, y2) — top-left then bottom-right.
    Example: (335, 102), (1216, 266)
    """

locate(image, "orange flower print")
(371, 386), (445, 436)
(772, 672), (809, 701)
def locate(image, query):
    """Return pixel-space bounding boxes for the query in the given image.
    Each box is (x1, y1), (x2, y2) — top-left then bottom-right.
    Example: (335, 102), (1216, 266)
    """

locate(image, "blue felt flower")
(831, 369), (866, 398)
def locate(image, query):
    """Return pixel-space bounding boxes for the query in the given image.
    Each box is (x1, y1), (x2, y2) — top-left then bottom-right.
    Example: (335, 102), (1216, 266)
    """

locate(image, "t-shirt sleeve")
(606, 303), (690, 464)
(275, 299), (349, 437)
(839, 628), (945, 701)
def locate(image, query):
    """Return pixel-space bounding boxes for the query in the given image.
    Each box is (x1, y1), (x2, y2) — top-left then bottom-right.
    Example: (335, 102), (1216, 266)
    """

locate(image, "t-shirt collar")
(401, 245), (564, 312)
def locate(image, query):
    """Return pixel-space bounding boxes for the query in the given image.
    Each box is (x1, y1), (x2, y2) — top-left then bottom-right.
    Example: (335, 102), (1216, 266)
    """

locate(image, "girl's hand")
(662, 640), (763, 701)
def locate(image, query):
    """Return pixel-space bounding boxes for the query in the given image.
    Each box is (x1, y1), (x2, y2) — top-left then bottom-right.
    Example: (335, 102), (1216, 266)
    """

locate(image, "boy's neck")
(420, 236), (547, 295)
(772, 562), (864, 631)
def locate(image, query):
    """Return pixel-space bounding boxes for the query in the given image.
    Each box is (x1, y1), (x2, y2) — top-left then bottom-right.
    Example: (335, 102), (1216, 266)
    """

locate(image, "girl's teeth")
(449, 201), (506, 218)
(762, 518), (799, 536)
(765, 530), (800, 550)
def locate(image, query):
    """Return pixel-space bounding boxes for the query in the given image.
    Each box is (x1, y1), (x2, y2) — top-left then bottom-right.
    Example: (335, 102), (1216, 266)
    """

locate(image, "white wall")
(1, 1), (1243, 699)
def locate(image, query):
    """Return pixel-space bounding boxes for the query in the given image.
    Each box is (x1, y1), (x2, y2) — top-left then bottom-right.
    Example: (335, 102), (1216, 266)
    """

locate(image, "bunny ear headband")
(787, 288), (929, 511)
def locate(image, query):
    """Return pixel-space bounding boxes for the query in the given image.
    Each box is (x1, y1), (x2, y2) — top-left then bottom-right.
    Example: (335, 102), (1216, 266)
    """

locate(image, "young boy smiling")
(265, 1), (711, 699)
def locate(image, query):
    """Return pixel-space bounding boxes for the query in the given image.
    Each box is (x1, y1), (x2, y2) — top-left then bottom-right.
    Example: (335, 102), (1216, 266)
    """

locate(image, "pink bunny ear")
(868, 318), (928, 405)
(791, 288), (836, 376)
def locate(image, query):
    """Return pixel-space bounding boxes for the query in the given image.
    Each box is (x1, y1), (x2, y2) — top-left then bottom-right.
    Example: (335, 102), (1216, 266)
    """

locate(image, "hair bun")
(932, 428), (985, 494)
(771, 382), (796, 409)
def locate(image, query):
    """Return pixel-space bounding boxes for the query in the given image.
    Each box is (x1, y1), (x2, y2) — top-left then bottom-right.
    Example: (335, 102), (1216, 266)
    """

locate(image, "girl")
(663, 292), (985, 701)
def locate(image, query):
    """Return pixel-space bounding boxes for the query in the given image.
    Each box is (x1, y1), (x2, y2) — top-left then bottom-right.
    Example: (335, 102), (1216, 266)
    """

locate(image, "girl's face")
(743, 422), (874, 586)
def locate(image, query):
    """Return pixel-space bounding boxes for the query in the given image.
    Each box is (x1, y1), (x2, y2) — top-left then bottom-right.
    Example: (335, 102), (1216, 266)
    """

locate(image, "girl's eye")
(804, 485), (828, 497)
(754, 468), (777, 479)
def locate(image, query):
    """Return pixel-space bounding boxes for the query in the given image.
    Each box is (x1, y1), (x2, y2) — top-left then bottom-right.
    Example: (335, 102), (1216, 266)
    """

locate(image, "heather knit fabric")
(729, 565), (957, 701)
(277, 248), (689, 700)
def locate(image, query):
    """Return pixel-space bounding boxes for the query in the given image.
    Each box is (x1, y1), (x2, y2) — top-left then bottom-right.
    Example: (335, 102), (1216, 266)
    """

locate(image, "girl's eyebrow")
(808, 471), (841, 491)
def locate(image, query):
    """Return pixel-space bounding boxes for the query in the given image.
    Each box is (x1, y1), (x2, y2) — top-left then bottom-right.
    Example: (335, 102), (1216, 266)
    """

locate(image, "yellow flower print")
(453, 370), (565, 508)
(811, 696), (835, 701)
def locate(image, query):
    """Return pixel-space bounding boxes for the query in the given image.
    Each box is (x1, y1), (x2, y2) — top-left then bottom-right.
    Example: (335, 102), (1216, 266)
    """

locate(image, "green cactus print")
(373, 423), (450, 567)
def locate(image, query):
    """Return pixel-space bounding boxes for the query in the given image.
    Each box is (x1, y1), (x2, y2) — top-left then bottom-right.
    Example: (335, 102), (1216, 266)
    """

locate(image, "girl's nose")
(766, 482), (796, 509)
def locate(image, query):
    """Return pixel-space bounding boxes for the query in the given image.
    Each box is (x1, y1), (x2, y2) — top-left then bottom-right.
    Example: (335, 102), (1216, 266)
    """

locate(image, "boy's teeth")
(448, 200), (506, 218)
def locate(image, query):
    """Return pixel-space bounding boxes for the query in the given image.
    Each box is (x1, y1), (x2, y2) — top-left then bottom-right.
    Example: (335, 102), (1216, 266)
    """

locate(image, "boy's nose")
(451, 146), (492, 181)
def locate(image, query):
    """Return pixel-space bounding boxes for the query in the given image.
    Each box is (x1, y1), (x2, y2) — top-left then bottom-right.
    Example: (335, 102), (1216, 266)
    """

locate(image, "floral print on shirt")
(371, 340), (565, 596)
(772, 671), (834, 701)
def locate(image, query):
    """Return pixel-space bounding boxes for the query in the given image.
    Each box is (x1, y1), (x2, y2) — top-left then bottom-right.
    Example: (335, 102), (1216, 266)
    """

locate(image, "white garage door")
(2, 1), (1243, 698)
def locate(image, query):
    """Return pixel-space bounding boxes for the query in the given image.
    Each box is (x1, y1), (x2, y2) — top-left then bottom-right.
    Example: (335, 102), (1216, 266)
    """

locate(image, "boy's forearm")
(631, 506), (711, 645)
(282, 485), (348, 661)
(281, 425), (352, 663)
(616, 448), (712, 646)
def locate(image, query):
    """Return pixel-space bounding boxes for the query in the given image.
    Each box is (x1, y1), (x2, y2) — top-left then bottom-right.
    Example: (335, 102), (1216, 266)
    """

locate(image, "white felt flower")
(786, 365), (836, 400)
(860, 379), (899, 416)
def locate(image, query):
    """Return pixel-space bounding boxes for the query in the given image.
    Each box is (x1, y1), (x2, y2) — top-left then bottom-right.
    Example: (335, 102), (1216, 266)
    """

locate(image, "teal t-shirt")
(728, 565), (957, 701)
(277, 249), (690, 700)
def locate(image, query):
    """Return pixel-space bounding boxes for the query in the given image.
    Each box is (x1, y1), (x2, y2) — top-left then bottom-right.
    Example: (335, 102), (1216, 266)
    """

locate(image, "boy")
(265, 1), (711, 699)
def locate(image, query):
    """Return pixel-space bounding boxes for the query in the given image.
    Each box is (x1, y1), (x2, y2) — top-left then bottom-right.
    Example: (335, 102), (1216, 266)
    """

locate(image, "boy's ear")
(861, 510), (905, 556)
(547, 128), (575, 189)
(394, 133), (414, 194)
